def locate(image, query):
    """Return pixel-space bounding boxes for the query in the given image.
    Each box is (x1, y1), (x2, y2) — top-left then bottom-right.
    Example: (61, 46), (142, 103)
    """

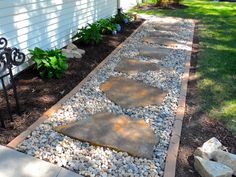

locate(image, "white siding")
(0, 0), (117, 76)
(120, 0), (142, 12)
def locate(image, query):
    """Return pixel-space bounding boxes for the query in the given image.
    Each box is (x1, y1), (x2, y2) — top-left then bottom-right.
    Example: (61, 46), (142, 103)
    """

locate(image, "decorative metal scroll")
(0, 37), (25, 76)
(0, 37), (26, 128)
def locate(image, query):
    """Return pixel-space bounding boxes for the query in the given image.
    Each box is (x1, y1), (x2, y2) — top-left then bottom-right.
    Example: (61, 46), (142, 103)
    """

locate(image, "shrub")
(72, 23), (102, 45)
(29, 47), (68, 79)
(114, 12), (132, 24)
(96, 18), (117, 34)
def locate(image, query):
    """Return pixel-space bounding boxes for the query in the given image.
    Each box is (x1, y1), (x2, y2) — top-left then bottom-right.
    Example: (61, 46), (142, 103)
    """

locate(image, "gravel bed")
(17, 16), (194, 177)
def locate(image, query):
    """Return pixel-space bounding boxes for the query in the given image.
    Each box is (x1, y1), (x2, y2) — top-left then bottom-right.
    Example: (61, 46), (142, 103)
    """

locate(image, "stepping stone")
(148, 31), (173, 38)
(55, 112), (158, 159)
(100, 76), (167, 108)
(114, 58), (161, 74)
(143, 37), (178, 47)
(153, 25), (180, 32)
(139, 46), (171, 59)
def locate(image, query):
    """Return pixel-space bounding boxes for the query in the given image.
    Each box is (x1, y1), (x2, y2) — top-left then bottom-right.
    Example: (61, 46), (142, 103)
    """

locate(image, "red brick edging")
(163, 19), (196, 177)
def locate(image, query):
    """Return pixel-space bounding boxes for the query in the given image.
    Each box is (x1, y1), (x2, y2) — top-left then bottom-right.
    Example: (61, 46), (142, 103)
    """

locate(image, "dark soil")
(176, 22), (236, 177)
(0, 19), (144, 145)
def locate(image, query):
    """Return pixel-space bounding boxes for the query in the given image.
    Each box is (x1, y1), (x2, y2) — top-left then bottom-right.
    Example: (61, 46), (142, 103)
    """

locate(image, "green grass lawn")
(131, 0), (236, 132)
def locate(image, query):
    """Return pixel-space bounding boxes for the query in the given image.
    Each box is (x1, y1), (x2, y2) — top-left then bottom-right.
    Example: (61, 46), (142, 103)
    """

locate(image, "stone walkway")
(0, 145), (81, 177)
(13, 16), (194, 177)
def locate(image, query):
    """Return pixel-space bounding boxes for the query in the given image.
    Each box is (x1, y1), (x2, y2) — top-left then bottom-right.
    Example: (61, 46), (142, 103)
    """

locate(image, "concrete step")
(0, 145), (81, 177)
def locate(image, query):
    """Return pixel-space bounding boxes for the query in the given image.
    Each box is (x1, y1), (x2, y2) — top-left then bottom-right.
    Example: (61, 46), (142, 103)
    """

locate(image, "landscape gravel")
(17, 16), (194, 177)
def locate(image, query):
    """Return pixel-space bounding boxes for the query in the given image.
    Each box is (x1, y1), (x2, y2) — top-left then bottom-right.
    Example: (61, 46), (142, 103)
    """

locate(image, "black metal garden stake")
(0, 37), (25, 128)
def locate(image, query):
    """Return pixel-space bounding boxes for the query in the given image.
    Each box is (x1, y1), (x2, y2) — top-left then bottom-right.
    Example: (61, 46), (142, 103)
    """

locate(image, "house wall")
(0, 0), (117, 76)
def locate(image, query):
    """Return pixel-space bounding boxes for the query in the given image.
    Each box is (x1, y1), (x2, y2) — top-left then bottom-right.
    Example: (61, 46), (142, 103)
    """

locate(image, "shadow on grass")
(131, 0), (236, 132)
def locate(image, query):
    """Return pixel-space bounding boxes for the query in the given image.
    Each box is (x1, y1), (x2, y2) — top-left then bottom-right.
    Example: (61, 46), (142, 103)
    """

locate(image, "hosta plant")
(72, 23), (102, 45)
(29, 47), (68, 79)
(114, 12), (132, 24)
(96, 18), (117, 34)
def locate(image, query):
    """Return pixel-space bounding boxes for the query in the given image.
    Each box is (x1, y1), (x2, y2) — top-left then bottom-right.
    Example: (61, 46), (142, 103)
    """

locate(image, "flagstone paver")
(55, 112), (158, 159)
(148, 31), (173, 38)
(139, 46), (171, 59)
(143, 37), (178, 47)
(153, 25), (180, 32)
(114, 58), (161, 74)
(100, 76), (168, 109)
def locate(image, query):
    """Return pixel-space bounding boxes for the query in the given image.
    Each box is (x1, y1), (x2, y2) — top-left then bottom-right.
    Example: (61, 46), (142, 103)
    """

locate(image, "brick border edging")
(7, 19), (147, 149)
(163, 19), (196, 177)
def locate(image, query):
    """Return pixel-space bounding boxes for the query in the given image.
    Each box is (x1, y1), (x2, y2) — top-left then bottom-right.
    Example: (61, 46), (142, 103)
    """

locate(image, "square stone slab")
(55, 112), (158, 159)
(100, 76), (167, 108)
(143, 37), (178, 47)
(114, 58), (161, 74)
(139, 46), (171, 59)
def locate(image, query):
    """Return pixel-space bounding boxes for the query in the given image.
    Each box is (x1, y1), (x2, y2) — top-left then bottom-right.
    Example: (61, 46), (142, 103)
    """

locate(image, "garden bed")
(0, 19), (144, 145)
(176, 21), (236, 177)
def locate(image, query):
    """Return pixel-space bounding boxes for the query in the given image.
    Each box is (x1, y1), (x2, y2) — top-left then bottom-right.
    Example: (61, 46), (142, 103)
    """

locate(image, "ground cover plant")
(72, 23), (102, 45)
(29, 48), (68, 79)
(113, 12), (132, 24)
(96, 18), (117, 34)
(72, 13), (133, 44)
(131, 0), (236, 176)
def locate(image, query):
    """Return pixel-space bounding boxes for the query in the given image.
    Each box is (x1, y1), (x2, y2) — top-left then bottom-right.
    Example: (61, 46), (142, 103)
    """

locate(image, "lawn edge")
(163, 19), (196, 177)
(7, 19), (146, 149)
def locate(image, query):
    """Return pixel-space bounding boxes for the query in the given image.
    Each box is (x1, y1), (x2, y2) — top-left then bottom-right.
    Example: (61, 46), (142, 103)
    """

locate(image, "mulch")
(0, 19), (144, 145)
(176, 21), (236, 177)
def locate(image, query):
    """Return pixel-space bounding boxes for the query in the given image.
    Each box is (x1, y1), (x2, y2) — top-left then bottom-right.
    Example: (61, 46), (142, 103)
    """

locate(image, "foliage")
(29, 47), (68, 79)
(114, 12), (132, 24)
(131, 0), (236, 132)
(72, 23), (102, 45)
(96, 18), (116, 34)
(72, 13), (133, 44)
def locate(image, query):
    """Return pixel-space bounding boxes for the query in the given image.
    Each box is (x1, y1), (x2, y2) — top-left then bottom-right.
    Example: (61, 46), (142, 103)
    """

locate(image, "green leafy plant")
(29, 47), (68, 79)
(72, 23), (102, 45)
(96, 18), (116, 34)
(114, 12), (133, 24)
